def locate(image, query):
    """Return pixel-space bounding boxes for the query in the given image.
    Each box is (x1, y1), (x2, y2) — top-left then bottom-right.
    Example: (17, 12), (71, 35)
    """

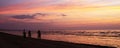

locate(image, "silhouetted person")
(23, 29), (26, 38)
(28, 30), (32, 38)
(37, 30), (41, 39)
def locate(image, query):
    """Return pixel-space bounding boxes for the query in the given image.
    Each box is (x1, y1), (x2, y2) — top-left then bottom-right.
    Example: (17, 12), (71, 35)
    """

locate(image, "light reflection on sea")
(42, 35), (120, 48)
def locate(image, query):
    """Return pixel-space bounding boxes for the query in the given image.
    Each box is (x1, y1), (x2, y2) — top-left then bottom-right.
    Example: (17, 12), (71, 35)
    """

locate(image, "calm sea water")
(1, 30), (120, 48)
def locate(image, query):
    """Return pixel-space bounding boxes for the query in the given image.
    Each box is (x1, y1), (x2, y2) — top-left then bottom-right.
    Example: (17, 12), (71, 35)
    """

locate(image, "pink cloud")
(0, 20), (5, 23)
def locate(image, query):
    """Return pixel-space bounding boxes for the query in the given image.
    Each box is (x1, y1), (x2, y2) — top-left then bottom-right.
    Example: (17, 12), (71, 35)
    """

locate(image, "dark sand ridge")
(0, 32), (116, 48)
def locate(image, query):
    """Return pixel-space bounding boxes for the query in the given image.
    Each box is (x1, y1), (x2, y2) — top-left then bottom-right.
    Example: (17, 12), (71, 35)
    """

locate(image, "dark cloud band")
(11, 13), (67, 19)
(12, 15), (34, 19)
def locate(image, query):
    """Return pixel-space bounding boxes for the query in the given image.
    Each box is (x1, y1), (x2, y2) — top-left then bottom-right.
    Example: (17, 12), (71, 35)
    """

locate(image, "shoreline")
(0, 32), (116, 48)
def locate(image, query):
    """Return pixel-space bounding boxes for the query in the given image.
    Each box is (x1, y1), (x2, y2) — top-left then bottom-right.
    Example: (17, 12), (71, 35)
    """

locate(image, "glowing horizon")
(0, 0), (120, 30)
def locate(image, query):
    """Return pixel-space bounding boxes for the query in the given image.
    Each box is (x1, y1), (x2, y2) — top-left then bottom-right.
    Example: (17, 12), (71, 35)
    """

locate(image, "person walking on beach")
(37, 30), (41, 39)
(23, 29), (26, 38)
(28, 30), (32, 38)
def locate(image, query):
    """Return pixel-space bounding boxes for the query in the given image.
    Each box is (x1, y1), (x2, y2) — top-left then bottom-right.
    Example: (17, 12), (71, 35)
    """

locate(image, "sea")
(1, 30), (120, 48)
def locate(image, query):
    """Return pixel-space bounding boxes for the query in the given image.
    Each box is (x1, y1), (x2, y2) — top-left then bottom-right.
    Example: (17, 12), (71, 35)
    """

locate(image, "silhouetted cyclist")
(23, 29), (26, 38)
(37, 30), (41, 39)
(28, 30), (32, 38)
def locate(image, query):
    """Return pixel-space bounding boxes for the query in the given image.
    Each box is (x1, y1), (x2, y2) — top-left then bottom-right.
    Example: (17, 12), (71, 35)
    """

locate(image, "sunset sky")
(0, 0), (120, 30)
